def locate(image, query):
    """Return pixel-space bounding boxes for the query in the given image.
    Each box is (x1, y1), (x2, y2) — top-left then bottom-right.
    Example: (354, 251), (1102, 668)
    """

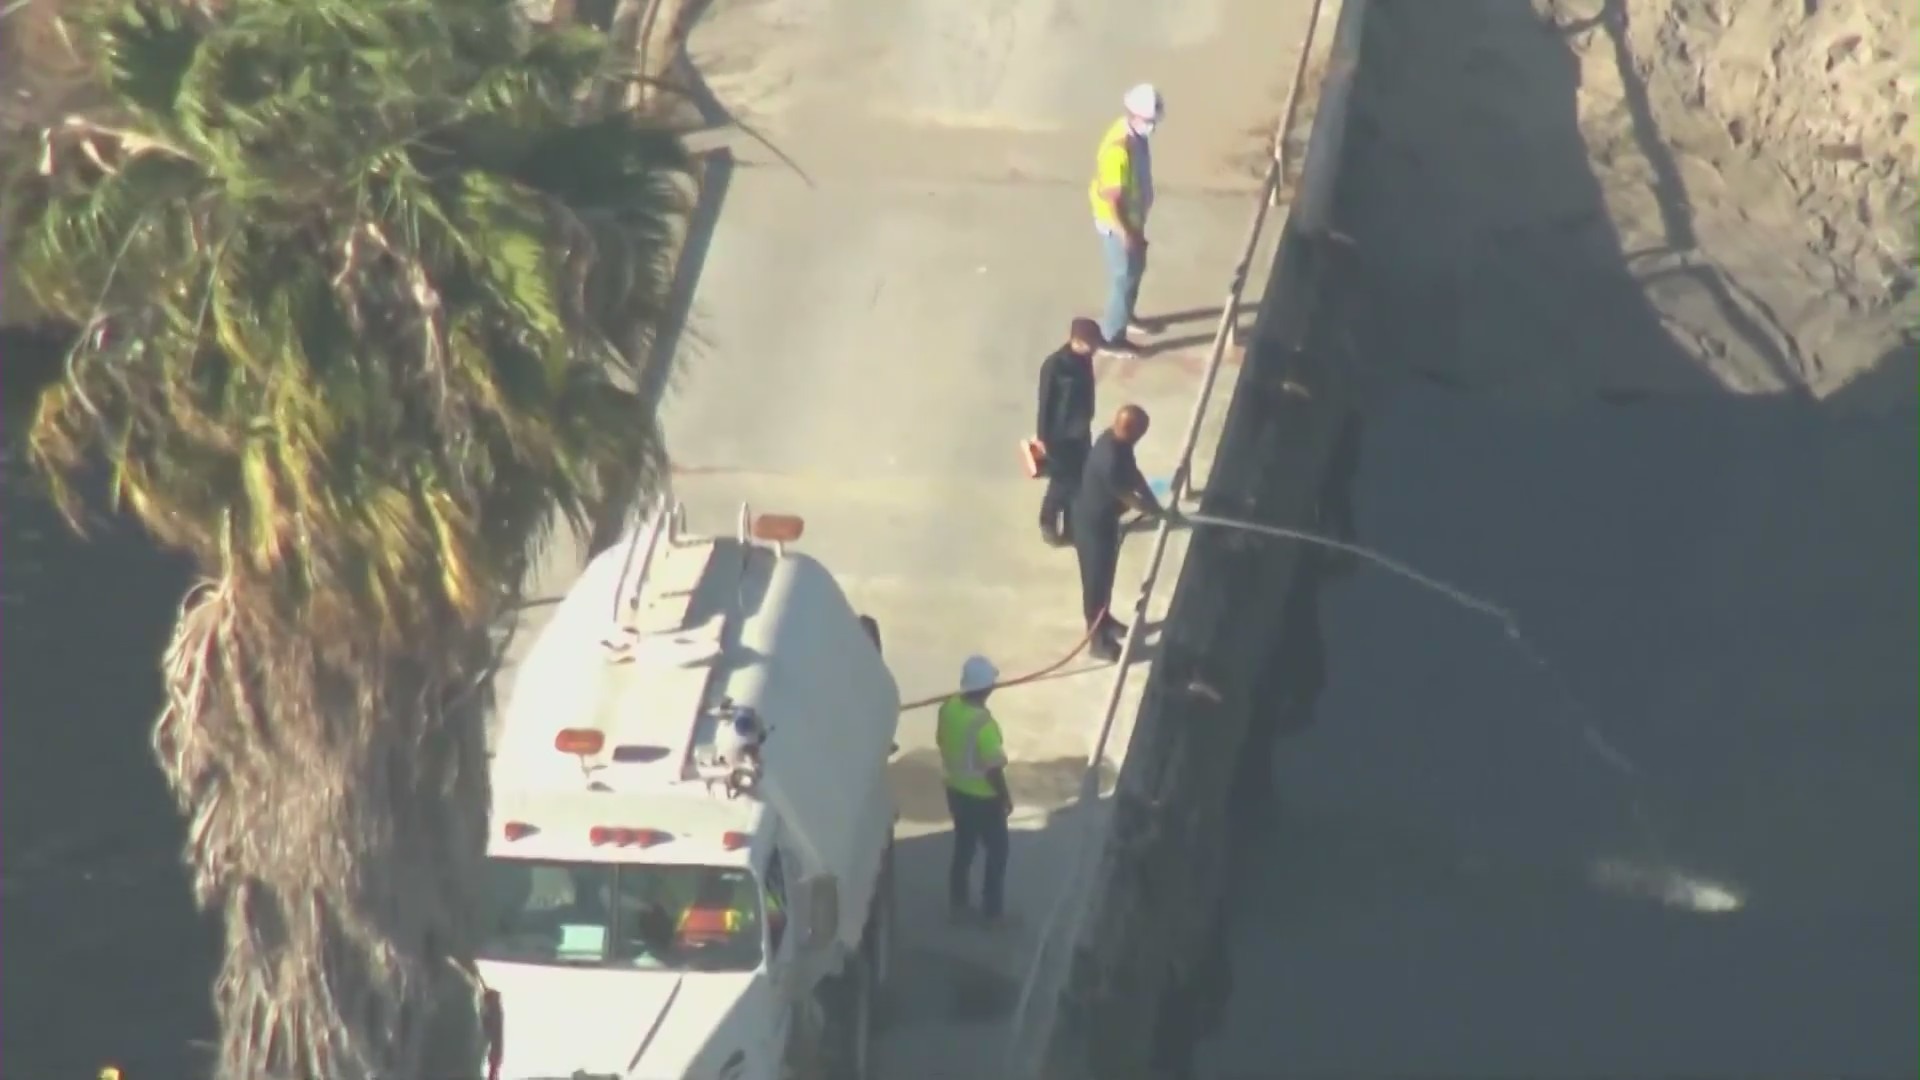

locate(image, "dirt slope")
(1341, 0), (1916, 404)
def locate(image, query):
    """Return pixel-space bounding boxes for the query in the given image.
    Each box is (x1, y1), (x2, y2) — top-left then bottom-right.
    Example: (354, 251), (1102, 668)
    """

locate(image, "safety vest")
(937, 695), (1004, 799)
(1088, 117), (1148, 232)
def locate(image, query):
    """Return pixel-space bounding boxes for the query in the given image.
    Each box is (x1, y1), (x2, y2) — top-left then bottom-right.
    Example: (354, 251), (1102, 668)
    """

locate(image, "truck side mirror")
(799, 875), (839, 955)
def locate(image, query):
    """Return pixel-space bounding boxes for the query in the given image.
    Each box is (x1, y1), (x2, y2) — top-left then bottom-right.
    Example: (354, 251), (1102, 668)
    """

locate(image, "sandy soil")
(1335, 0), (1915, 405)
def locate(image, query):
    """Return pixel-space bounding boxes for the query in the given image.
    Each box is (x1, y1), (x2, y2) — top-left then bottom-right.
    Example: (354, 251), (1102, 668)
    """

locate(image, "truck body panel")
(483, 961), (778, 1079)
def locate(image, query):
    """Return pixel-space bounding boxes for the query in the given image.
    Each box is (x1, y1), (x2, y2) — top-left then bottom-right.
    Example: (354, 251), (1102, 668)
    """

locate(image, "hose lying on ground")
(899, 606), (1110, 713)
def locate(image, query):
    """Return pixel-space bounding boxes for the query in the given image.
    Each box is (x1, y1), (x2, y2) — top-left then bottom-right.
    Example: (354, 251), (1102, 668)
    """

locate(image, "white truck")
(479, 500), (900, 1080)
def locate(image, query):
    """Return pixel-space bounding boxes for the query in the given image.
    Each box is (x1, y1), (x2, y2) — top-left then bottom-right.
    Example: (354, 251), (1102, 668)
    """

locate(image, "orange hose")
(898, 607), (1110, 713)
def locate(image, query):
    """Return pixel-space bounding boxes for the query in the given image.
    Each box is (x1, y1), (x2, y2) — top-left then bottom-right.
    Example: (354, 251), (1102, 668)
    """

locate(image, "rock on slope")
(1340, 0), (1916, 405)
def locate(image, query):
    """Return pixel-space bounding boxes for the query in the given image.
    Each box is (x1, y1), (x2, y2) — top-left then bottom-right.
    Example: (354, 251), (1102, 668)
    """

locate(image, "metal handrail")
(1004, 4), (1338, 1074)
(1083, 0), (1328, 793)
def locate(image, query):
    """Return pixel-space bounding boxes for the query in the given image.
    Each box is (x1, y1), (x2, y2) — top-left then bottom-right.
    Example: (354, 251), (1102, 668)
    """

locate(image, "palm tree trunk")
(158, 583), (493, 1079)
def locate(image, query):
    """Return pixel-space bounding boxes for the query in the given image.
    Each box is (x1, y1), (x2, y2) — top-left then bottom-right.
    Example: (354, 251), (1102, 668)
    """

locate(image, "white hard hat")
(1123, 83), (1164, 120)
(959, 654), (1000, 694)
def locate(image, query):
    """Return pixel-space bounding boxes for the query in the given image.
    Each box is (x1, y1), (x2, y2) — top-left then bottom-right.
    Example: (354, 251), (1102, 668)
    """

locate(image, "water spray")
(1173, 508), (1744, 915)
(1176, 508), (1645, 777)
(1179, 510), (1523, 635)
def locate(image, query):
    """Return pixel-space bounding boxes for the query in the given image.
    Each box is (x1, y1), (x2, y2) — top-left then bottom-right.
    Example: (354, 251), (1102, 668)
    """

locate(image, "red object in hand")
(1020, 438), (1047, 479)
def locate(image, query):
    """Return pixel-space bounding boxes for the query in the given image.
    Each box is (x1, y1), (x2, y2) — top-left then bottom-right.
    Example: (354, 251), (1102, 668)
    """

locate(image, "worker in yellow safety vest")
(937, 654), (1013, 924)
(1089, 82), (1165, 356)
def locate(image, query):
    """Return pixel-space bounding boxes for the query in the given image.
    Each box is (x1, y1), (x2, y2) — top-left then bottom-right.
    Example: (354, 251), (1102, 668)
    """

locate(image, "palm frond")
(96, 1), (205, 125)
(8, 0), (693, 1074)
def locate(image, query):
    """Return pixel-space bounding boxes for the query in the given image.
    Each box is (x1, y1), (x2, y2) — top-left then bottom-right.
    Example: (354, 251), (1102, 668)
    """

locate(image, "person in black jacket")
(1073, 404), (1169, 660)
(1035, 318), (1103, 546)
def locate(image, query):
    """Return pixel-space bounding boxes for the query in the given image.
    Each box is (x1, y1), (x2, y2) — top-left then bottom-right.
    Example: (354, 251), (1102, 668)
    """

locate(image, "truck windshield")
(481, 857), (766, 973)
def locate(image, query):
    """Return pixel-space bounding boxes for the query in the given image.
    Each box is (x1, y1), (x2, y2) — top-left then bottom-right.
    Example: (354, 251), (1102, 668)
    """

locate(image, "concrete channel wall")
(1028, 2), (1373, 1077)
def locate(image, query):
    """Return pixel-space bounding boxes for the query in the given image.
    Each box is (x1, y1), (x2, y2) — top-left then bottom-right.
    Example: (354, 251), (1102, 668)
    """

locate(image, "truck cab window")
(482, 857), (765, 973)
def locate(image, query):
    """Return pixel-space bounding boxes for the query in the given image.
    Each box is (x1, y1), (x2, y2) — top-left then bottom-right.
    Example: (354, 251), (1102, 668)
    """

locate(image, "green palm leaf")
(6, 0), (691, 1075)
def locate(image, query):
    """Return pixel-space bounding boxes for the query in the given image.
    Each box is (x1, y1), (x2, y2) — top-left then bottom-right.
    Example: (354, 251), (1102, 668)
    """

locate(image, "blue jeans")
(1099, 228), (1147, 341)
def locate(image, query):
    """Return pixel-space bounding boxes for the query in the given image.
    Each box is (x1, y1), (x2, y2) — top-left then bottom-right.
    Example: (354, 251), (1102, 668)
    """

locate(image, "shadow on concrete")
(588, 1), (738, 554)
(636, 0), (736, 411)
(1186, 2), (1920, 1077)
(1155, 302), (1263, 327)
(872, 760), (1133, 1072)
(1145, 302), (1261, 329)
(1142, 305), (1263, 357)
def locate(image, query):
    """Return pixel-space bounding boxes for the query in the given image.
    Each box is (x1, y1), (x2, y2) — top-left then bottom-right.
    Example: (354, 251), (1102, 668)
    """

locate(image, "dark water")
(1194, 385), (1920, 1079)
(1, 445), (217, 1078)
(1180, 0), (1920, 1072)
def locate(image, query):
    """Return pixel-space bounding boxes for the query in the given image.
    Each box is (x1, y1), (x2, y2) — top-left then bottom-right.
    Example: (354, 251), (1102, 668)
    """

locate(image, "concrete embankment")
(1030, 4), (1374, 1077)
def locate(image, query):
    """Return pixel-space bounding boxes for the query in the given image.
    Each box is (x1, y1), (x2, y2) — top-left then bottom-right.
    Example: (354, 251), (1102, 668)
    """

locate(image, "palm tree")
(3, 0), (689, 1075)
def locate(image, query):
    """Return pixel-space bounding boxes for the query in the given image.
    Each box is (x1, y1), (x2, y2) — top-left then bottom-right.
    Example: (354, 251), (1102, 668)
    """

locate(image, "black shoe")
(1088, 633), (1121, 662)
(1040, 523), (1070, 548)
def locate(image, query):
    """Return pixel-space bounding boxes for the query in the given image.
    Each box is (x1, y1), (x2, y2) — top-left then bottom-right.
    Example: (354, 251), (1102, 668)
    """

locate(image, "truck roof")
(488, 787), (759, 866)
(489, 503), (902, 873)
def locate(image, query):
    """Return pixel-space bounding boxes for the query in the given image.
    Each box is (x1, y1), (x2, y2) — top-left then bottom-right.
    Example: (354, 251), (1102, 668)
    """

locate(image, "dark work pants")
(1039, 438), (1090, 538)
(1072, 512), (1121, 629)
(947, 787), (1009, 917)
